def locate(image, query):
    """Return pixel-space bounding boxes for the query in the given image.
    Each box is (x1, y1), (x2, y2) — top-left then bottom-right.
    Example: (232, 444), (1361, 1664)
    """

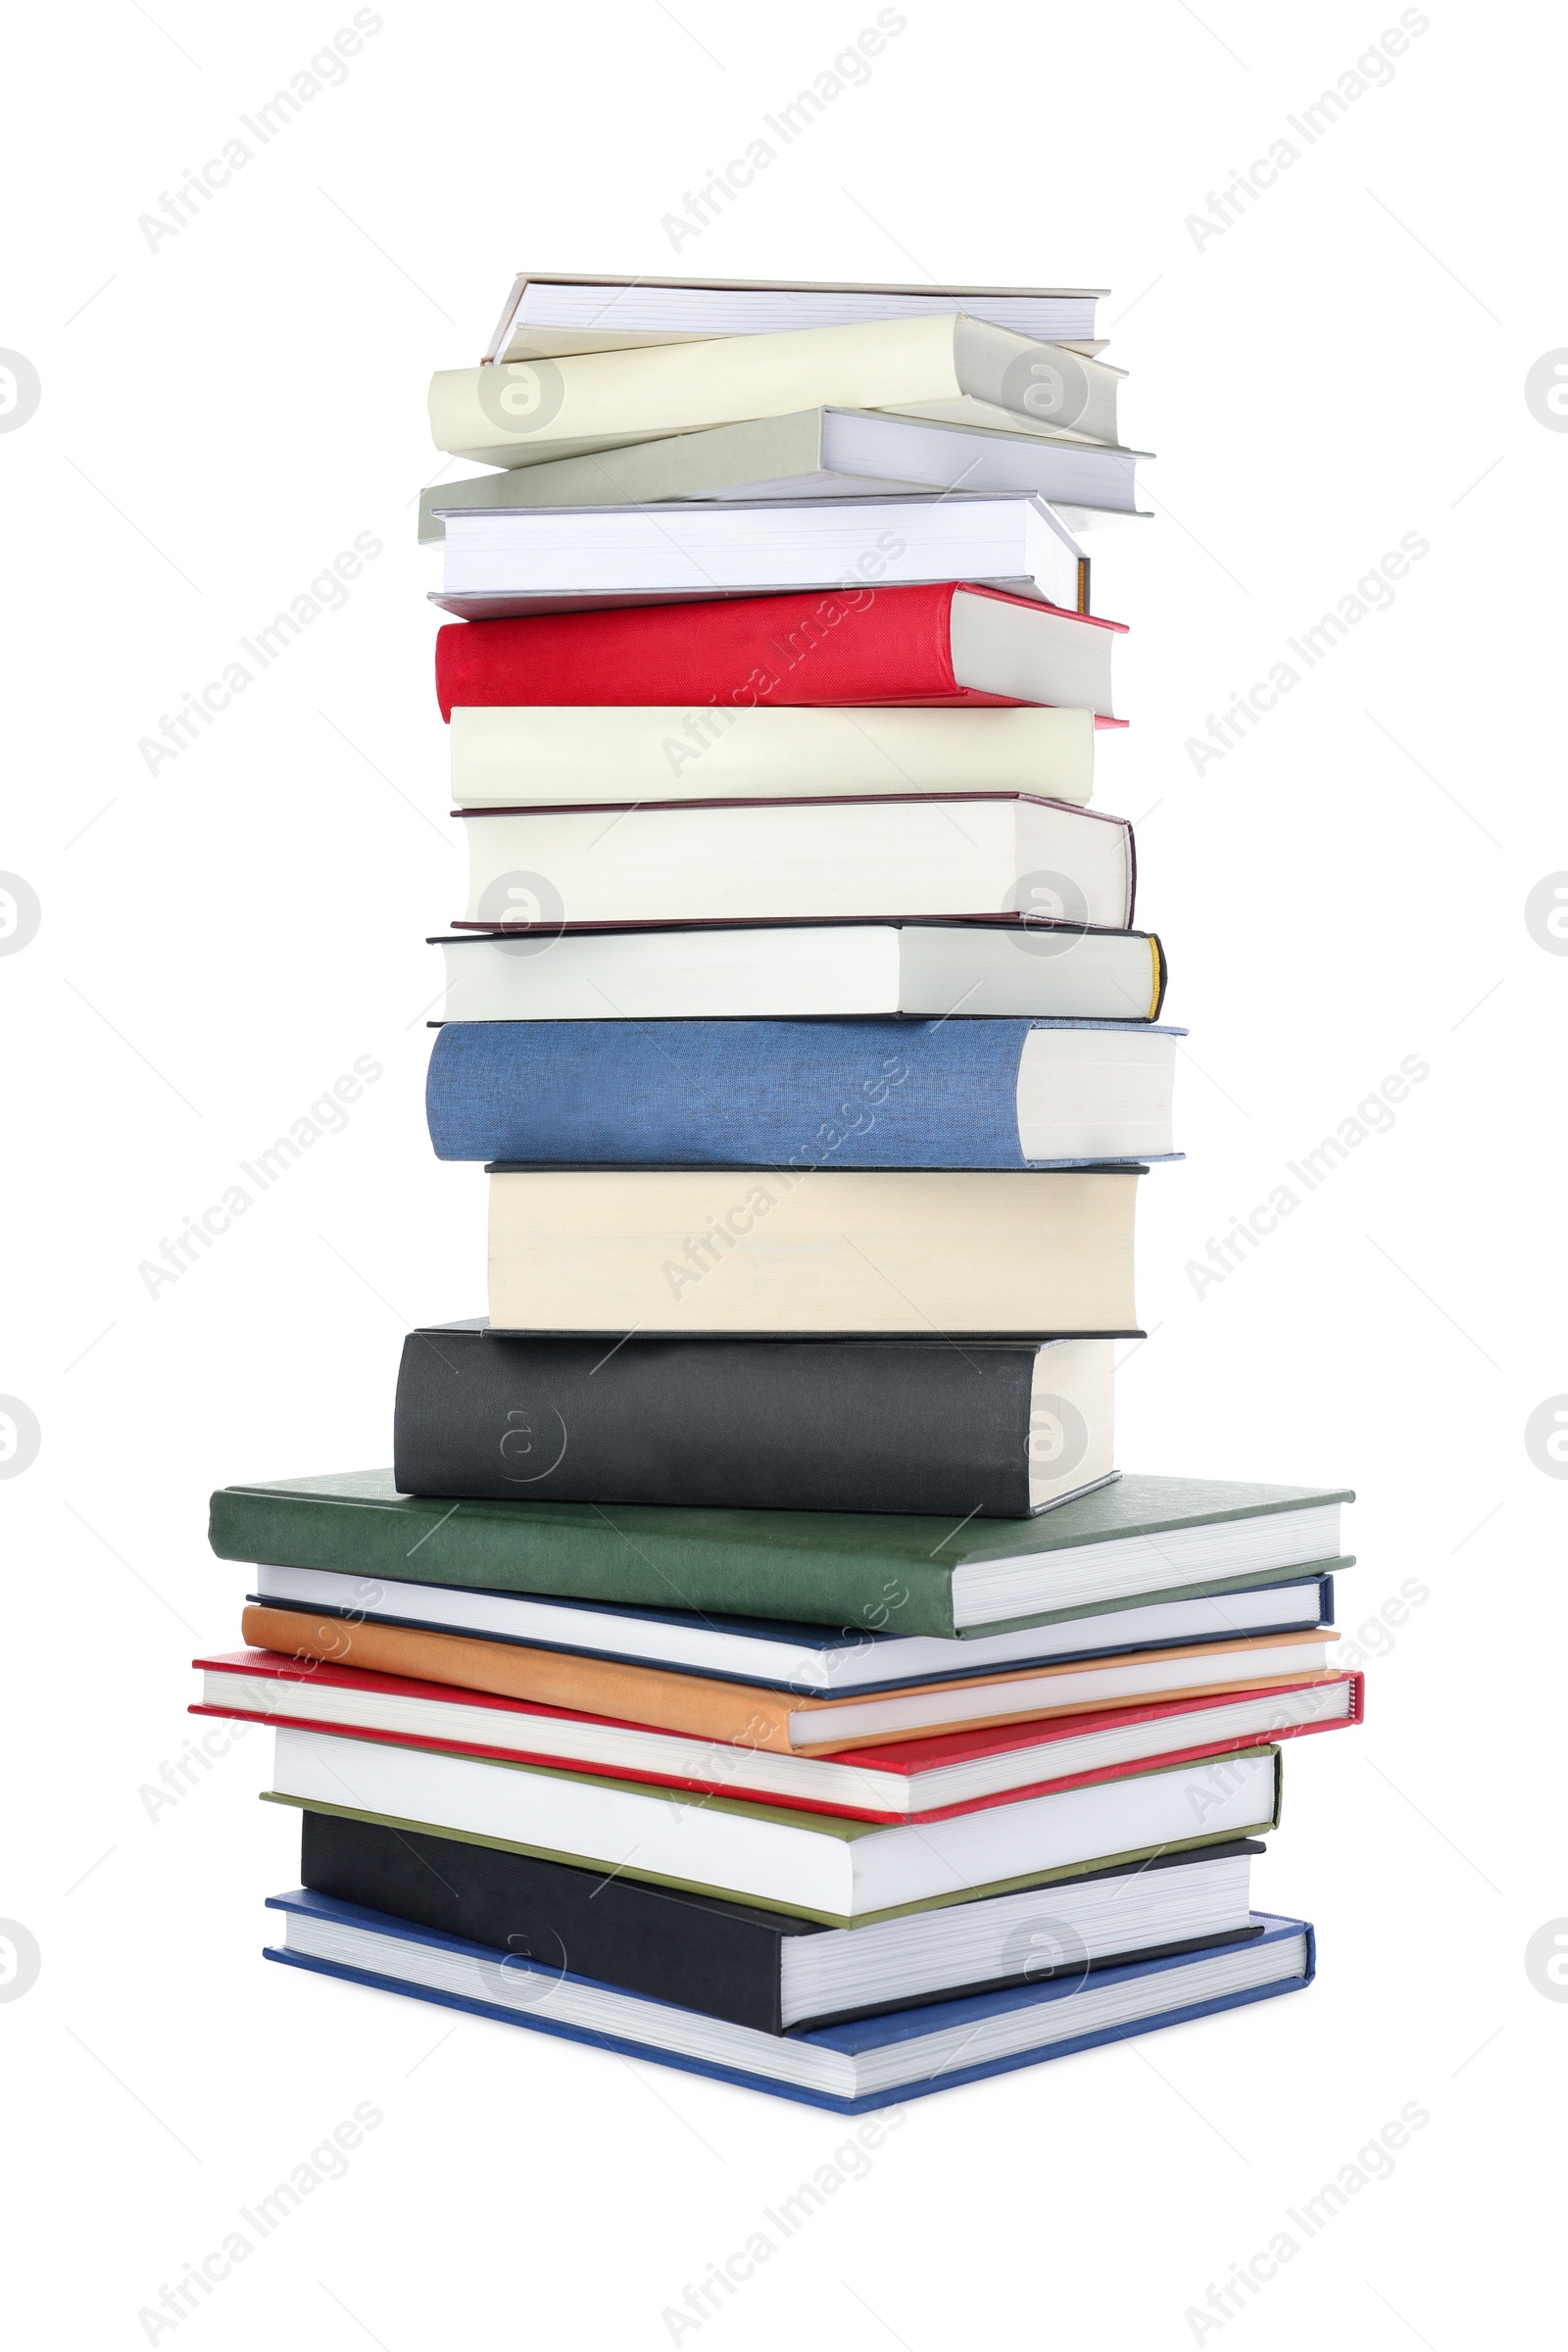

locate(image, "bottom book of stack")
(265, 1870), (1314, 2115)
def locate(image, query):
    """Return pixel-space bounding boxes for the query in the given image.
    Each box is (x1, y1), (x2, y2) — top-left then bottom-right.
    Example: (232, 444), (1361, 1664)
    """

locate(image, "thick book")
(435, 920), (1166, 1024)
(430, 491), (1090, 620)
(433, 583), (1131, 717)
(449, 704), (1099, 806)
(424, 1020), (1179, 1172)
(296, 1810), (1260, 2034)
(202, 1644), (1360, 1810)
(263, 1729), (1285, 1925)
(458, 794), (1133, 933)
(484, 1165), (1141, 1336)
(418, 412), (1146, 540)
(226, 1610), (1345, 1762)
(484, 274), (1104, 362)
(248, 1567), (1340, 1695)
(393, 1329), (1122, 1515)
(265, 1892), (1313, 2114)
(430, 314), (1125, 469)
(209, 1467), (1353, 1642)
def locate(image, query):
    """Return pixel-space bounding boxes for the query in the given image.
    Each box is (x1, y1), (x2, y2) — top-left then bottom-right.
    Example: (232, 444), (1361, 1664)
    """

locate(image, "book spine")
(298, 1809), (791, 2034)
(424, 1017), (1031, 1168)
(393, 1331), (1037, 1516)
(434, 582), (964, 716)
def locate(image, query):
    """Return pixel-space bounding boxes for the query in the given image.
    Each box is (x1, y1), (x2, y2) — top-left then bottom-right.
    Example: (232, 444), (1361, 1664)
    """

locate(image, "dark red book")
(193, 1648), (1361, 1826)
(434, 581), (1128, 721)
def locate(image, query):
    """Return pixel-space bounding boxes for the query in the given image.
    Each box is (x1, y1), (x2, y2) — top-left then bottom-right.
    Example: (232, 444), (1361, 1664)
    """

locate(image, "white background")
(3, 2), (1564, 2343)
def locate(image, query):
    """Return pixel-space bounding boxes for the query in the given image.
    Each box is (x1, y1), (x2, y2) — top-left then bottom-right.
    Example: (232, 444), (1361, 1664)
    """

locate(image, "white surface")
(2, 4), (1559, 2343)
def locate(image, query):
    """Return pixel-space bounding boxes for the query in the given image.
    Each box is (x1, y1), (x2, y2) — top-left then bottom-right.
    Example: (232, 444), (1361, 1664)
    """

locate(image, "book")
(458, 795), (1134, 933)
(294, 1809), (1263, 2034)
(435, 920), (1166, 1024)
(483, 1165), (1140, 1336)
(208, 1468), (1353, 1643)
(429, 314), (1126, 469)
(424, 1020), (1179, 1172)
(435, 584), (1128, 719)
(418, 412), (1147, 540)
(202, 1643), (1360, 1809)
(263, 1729), (1285, 1924)
(429, 492), (1089, 620)
(229, 1608), (1342, 1760)
(265, 1891), (1314, 2113)
(248, 1569), (1340, 1695)
(484, 273), (1105, 363)
(393, 1329), (1122, 1515)
(448, 704), (1099, 806)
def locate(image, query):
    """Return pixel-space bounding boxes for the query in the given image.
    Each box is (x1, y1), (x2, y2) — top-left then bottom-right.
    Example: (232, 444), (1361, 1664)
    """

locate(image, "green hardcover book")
(210, 1469), (1352, 1642)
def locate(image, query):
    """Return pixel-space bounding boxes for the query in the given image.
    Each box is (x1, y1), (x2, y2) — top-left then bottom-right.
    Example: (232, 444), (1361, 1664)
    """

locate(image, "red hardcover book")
(434, 581), (1129, 721)
(193, 1650), (1362, 1827)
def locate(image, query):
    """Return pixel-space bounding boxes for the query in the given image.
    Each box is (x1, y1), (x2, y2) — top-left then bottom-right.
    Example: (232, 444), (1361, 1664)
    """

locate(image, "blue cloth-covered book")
(425, 1015), (1184, 1167)
(264, 1889), (1312, 2113)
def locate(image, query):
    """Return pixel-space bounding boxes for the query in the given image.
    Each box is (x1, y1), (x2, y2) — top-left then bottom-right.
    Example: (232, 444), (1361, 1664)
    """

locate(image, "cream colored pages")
(449, 706), (1097, 806)
(429, 314), (1122, 468)
(486, 1167), (1139, 1334)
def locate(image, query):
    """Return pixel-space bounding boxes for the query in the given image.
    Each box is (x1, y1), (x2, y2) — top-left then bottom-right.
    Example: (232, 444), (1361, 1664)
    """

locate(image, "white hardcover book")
(430, 492), (1087, 620)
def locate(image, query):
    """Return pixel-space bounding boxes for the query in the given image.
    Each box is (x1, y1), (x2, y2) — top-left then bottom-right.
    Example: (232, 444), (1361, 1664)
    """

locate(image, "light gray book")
(485, 271), (1106, 361)
(419, 407), (1148, 542)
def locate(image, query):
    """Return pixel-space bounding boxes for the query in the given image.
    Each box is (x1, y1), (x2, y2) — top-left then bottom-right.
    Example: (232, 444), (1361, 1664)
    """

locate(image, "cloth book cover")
(264, 1889), (1315, 2114)
(434, 582), (1128, 718)
(423, 1017), (1182, 1170)
(295, 1809), (1269, 2035)
(197, 1640), (1361, 1812)
(392, 1327), (1112, 1519)
(209, 1469), (1353, 1641)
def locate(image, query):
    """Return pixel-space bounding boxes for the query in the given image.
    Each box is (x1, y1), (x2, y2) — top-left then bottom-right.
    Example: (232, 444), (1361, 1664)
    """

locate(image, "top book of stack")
(481, 272), (1109, 360)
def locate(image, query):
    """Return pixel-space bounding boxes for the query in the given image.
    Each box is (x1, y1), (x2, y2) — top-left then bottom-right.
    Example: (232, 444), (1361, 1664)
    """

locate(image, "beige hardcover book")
(430, 314), (1124, 469)
(486, 1167), (1140, 1335)
(449, 705), (1097, 806)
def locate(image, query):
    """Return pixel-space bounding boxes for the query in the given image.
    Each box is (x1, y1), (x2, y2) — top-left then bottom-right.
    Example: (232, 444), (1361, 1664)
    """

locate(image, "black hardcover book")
(297, 1810), (1266, 2036)
(393, 1323), (1118, 1518)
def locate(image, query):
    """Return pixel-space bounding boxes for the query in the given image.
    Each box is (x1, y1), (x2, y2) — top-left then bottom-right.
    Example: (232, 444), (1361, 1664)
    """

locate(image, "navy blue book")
(424, 1016), (1183, 1168)
(264, 1889), (1313, 2113)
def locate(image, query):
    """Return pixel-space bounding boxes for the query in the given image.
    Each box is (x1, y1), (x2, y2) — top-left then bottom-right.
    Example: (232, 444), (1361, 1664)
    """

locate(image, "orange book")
(239, 1604), (1338, 1758)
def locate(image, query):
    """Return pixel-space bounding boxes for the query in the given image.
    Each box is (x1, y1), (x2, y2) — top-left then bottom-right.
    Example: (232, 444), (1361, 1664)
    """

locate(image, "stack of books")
(201, 271), (1361, 2114)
